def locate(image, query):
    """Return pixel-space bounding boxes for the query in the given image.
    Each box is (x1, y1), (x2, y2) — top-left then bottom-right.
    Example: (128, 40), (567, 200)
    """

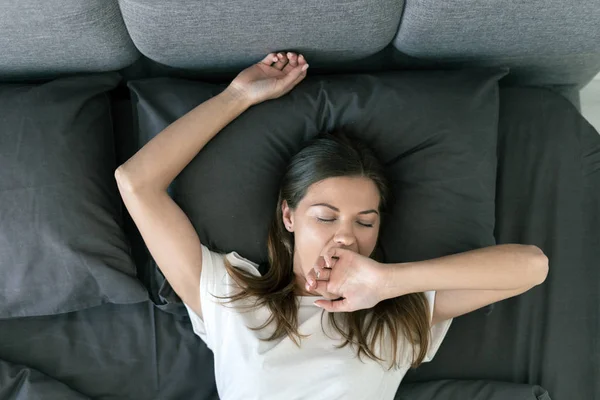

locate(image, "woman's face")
(282, 176), (381, 296)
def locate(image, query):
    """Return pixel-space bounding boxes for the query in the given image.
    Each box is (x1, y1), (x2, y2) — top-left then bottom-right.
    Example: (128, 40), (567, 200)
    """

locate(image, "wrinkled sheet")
(0, 302), (217, 399)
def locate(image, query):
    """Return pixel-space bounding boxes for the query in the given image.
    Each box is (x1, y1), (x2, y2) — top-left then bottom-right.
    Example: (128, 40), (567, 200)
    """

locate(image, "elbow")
(115, 166), (164, 193)
(527, 245), (549, 286)
(114, 167), (135, 193)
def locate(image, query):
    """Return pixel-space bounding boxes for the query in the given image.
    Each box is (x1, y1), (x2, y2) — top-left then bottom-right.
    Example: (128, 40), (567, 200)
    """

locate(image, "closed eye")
(317, 218), (335, 223)
(316, 218), (374, 228)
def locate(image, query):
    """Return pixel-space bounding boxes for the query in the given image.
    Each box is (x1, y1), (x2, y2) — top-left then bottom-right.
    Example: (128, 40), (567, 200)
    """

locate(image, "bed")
(0, 73), (597, 399)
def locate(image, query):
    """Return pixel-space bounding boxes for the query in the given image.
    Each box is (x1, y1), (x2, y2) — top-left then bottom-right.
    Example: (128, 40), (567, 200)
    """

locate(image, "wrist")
(378, 262), (416, 301)
(223, 83), (254, 109)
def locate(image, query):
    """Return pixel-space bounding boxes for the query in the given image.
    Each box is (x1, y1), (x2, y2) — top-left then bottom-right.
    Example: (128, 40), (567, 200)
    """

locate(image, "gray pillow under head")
(128, 69), (505, 309)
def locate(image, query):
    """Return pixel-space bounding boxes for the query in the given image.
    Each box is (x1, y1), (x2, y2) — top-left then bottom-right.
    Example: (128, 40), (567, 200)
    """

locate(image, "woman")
(115, 52), (549, 400)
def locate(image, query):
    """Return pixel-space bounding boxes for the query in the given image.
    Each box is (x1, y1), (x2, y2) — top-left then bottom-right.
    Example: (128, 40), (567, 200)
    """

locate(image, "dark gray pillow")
(0, 359), (88, 400)
(0, 74), (148, 319)
(395, 380), (551, 400)
(128, 70), (504, 305)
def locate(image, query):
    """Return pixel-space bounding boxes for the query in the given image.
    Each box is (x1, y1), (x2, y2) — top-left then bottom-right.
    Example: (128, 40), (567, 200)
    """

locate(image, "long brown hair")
(221, 130), (431, 369)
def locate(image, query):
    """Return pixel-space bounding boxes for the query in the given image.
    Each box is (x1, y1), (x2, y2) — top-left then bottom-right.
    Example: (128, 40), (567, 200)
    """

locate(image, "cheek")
(356, 226), (380, 256)
(293, 220), (332, 270)
(295, 219), (330, 243)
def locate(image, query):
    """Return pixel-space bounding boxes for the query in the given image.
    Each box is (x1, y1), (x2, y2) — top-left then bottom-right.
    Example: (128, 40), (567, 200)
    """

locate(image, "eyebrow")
(310, 203), (379, 216)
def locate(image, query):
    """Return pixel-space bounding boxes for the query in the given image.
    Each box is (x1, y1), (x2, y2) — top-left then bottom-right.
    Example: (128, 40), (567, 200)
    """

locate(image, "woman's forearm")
(116, 87), (251, 192)
(381, 244), (549, 300)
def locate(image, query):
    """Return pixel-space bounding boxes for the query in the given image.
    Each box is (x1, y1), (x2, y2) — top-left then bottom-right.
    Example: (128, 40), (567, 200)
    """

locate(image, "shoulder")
(201, 244), (261, 279)
(423, 291), (435, 310)
(186, 246), (262, 349)
(224, 249), (262, 277)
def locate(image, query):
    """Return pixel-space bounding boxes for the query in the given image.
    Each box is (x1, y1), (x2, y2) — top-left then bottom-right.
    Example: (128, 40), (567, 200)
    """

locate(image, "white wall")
(581, 73), (600, 132)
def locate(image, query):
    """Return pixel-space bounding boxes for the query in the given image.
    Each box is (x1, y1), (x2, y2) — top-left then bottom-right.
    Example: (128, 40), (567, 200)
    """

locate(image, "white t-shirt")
(184, 245), (453, 400)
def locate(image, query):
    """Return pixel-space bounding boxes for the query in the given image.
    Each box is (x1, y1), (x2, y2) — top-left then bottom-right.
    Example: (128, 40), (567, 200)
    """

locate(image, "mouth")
(319, 249), (341, 262)
(323, 246), (348, 258)
(318, 246), (350, 267)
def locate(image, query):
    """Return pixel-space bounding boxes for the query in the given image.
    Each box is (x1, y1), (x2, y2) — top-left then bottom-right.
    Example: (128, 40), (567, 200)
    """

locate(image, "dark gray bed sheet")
(404, 87), (600, 399)
(0, 87), (597, 400)
(0, 359), (89, 400)
(0, 302), (217, 400)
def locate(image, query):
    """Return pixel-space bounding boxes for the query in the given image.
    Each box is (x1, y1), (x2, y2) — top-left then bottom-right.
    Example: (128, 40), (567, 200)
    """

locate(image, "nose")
(333, 224), (356, 247)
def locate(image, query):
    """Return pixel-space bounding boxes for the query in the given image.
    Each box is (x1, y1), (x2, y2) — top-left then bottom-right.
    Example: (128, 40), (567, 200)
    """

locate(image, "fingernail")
(313, 302), (322, 308)
(278, 53), (283, 57)
(305, 283), (310, 291)
(302, 64), (309, 71)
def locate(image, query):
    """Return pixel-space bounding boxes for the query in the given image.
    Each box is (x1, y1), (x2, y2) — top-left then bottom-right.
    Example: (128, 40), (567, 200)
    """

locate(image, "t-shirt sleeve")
(183, 244), (259, 350)
(423, 290), (453, 363)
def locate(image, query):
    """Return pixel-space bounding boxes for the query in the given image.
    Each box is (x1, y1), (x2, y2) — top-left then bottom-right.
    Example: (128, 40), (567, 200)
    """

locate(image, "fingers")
(297, 53), (307, 67)
(314, 298), (350, 312)
(287, 52), (298, 68)
(305, 269), (318, 291)
(272, 52), (288, 70)
(324, 247), (351, 268)
(280, 62), (308, 89)
(312, 281), (339, 299)
(283, 52), (308, 75)
(305, 276), (337, 299)
(305, 257), (330, 291)
(259, 51), (308, 99)
(315, 266), (331, 281)
(260, 53), (279, 66)
(323, 248), (338, 268)
(313, 256), (331, 281)
(274, 51), (305, 69)
(313, 265), (332, 282)
(292, 67), (308, 86)
(282, 52), (297, 74)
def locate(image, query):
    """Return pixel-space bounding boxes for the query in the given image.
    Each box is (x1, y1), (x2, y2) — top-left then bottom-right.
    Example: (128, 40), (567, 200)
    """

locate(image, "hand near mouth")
(304, 248), (387, 312)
